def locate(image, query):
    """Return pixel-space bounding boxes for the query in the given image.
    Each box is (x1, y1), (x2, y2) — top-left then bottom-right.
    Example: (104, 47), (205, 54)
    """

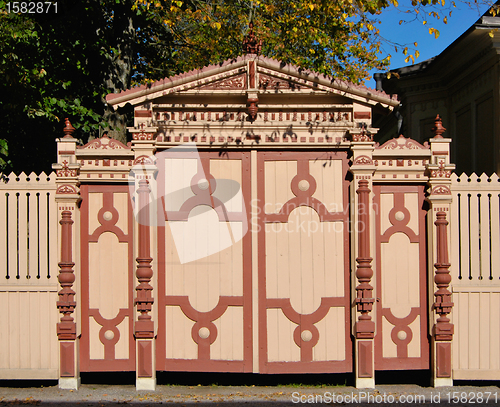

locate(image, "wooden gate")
(154, 149), (352, 373)
(257, 151), (352, 373)
(156, 151), (253, 372)
(373, 185), (429, 370)
(80, 184), (136, 372)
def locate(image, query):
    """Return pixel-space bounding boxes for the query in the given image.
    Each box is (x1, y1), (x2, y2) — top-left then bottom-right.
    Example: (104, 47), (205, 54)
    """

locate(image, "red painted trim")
(358, 341), (373, 378)
(60, 342), (75, 377)
(373, 185), (429, 371)
(137, 341), (153, 377)
(354, 112), (371, 119)
(436, 342), (452, 377)
(80, 185), (136, 372)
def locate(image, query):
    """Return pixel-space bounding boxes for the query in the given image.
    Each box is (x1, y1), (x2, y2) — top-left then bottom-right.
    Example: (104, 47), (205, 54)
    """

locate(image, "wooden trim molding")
(57, 211), (76, 340)
(355, 180), (375, 339)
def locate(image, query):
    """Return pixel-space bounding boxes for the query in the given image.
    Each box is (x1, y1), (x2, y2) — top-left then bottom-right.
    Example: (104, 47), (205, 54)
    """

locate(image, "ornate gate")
(257, 151), (352, 373)
(80, 184), (136, 372)
(153, 148), (352, 373)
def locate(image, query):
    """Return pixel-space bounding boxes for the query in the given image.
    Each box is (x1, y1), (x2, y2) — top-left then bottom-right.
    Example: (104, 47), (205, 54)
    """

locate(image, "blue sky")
(367, 1), (492, 88)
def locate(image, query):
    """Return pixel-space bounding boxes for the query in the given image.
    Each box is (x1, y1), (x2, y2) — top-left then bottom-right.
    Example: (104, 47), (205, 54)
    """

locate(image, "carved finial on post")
(432, 115), (446, 139)
(243, 21), (262, 55)
(63, 118), (76, 139)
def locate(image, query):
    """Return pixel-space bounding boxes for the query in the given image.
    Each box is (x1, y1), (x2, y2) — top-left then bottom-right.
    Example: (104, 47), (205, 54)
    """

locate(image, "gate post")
(131, 131), (157, 391)
(350, 132), (376, 388)
(425, 115), (455, 387)
(53, 119), (81, 389)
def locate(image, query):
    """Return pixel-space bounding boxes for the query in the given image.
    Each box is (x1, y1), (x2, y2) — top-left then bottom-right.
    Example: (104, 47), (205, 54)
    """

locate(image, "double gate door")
(78, 149), (429, 374)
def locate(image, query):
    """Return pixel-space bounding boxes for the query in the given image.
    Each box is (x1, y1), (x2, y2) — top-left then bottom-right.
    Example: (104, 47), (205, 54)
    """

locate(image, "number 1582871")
(6, 2), (57, 13)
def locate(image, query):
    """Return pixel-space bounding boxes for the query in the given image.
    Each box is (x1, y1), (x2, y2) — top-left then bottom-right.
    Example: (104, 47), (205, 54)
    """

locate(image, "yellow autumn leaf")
(415, 50), (420, 58)
(414, 42), (418, 46)
(489, 30), (494, 37)
(309, 4), (314, 11)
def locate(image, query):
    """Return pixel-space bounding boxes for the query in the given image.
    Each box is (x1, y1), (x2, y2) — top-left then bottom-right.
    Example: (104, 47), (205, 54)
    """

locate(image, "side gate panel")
(156, 151), (252, 372)
(80, 185), (135, 372)
(374, 184), (429, 370)
(258, 151), (352, 373)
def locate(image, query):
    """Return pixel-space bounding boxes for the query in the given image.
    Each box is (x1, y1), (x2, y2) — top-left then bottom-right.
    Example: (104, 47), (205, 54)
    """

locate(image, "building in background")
(375, 9), (500, 175)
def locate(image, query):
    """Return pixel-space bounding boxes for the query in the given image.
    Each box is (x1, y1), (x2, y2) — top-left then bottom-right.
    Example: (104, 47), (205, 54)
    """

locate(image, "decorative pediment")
(79, 135), (131, 150)
(376, 134), (429, 150)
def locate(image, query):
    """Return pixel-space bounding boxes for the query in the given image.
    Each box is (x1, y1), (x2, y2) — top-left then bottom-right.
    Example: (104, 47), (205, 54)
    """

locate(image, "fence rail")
(450, 172), (500, 379)
(0, 172), (59, 379)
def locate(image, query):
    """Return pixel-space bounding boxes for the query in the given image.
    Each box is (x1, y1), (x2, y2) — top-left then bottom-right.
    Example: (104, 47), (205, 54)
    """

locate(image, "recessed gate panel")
(80, 185), (135, 372)
(257, 151), (352, 373)
(374, 185), (429, 370)
(156, 151), (252, 372)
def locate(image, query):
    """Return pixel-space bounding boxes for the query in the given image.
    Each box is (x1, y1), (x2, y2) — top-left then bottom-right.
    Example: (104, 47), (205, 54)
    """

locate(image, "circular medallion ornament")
(298, 180), (310, 192)
(397, 330), (407, 341)
(104, 330), (115, 340)
(394, 211), (405, 221)
(198, 179), (210, 190)
(198, 327), (210, 339)
(301, 330), (313, 342)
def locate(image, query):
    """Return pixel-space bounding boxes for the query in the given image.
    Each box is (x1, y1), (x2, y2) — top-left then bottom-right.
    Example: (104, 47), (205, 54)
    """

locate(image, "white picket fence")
(450, 173), (500, 379)
(0, 172), (59, 379)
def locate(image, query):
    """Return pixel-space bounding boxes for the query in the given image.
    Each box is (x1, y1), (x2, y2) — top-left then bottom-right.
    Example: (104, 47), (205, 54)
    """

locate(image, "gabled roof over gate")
(106, 55), (399, 146)
(107, 55), (398, 109)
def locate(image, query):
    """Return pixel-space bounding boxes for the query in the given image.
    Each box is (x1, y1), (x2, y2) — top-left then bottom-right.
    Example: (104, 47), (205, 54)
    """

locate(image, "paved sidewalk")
(1, 383), (500, 406)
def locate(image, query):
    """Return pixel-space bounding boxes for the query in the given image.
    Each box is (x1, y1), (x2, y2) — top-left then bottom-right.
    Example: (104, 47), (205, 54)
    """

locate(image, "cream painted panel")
(379, 194), (393, 235)
(0, 291), (58, 371)
(89, 233), (128, 319)
(325, 221), (345, 298)
(381, 235), (420, 318)
(453, 291), (500, 371)
(89, 317), (104, 360)
(468, 292), (480, 370)
(266, 208), (345, 308)
(310, 158), (344, 212)
(264, 161), (295, 214)
(88, 193), (103, 234)
(382, 317), (397, 358)
(404, 193), (419, 235)
(113, 192), (129, 234)
(165, 306), (197, 359)
(313, 307), (345, 361)
(165, 215), (243, 311)
(211, 306), (244, 361)
(489, 293), (500, 370)
(407, 316), (421, 358)
(267, 309), (300, 362)
(210, 160), (242, 213)
(265, 223), (279, 299)
(163, 158), (197, 212)
(115, 317), (130, 360)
